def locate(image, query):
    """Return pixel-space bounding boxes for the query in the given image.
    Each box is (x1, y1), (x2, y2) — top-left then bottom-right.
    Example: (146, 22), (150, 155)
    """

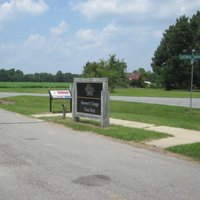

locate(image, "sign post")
(179, 54), (200, 60)
(72, 78), (109, 127)
(49, 90), (72, 112)
(179, 52), (200, 111)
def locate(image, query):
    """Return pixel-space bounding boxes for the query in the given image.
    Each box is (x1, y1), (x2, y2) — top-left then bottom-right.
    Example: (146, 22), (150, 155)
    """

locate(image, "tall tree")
(151, 12), (200, 90)
(190, 11), (200, 88)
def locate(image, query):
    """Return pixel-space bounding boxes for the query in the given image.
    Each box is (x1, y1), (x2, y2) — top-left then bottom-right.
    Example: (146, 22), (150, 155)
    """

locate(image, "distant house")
(126, 72), (141, 87)
(126, 71), (140, 81)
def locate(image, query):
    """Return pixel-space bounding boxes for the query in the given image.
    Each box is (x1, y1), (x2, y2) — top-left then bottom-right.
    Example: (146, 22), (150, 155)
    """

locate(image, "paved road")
(1, 108), (200, 200)
(1, 92), (200, 108)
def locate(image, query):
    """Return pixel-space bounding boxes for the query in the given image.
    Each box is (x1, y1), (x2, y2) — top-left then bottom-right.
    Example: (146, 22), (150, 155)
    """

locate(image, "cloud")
(73, 23), (123, 51)
(50, 20), (68, 36)
(0, 0), (48, 24)
(23, 32), (72, 58)
(102, 23), (120, 35)
(72, 0), (151, 19)
(14, 0), (48, 14)
(23, 33), (46, 50)
(72, 0), (200, 21)
(0, 24), (154, 73)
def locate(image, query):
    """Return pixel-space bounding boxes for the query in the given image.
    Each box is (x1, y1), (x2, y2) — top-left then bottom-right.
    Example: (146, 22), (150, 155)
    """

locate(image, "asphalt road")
(111, 96), (200, 108)
(0, 92), (200, 108)
(1, 108), (200, 200)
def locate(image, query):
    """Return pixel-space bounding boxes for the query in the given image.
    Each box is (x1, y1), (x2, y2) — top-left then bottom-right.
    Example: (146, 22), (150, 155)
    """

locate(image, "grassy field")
(43, 117), (170, 142)
(0, 96), (71, 114)
(1, 95), (200, 131)
(1, 82), (200, 97)
(111, 101), (200, 130)
(0, 82), (71, 93)
(112, 88), (200, 98)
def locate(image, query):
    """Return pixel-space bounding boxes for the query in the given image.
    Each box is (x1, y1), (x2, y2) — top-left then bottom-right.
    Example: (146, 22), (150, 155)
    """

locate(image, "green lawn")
(111, 101), (200, 130)
(0, 82), (71, 93)
(111, 88), (200, 98)
(1, 96), (200, 131)
(1, 82), (200, 98)
(167, 143), (200, 161)
(0, 96), (71, 115)
(43, 117), (170, 142)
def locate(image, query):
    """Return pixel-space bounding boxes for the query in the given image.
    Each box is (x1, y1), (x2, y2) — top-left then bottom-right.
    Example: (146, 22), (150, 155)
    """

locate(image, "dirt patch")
(0, 100), (16, 105)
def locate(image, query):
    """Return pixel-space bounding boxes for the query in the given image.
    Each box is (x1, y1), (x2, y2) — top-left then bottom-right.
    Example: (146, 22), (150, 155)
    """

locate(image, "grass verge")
(1, 96), (200, 130)
(1, 84), (200, 98)
(111, 101), (200, 130)
(0, 96), (71, 115)
(111, 88), (200, 98)
(0, 96), (171, 143)
(166, 143), (200, 161)
(2, 95), (200, 160)
(43, 116), (171, 142)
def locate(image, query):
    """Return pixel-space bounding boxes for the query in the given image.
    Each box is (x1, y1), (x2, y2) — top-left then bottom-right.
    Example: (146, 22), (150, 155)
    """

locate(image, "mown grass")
(1, 82), (200, 98)
(1, 96), (200, 131)
(111, 88), (200, 98)
(43, 117), (171, 142)
(111, 101), (200, 130)
(0, 96), (71, 115)
(0, 82), (71, 93)
(167, 143), (200, 161)
(0, 95), (171, 143)
(0, 82), (71, 88)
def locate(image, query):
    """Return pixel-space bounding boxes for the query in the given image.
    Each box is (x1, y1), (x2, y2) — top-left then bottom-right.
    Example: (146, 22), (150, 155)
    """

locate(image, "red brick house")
(126, 71), (141, 87)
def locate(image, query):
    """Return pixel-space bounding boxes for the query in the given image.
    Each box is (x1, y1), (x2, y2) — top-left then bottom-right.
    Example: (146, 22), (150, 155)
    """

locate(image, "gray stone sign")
(72, 78), (109, 127)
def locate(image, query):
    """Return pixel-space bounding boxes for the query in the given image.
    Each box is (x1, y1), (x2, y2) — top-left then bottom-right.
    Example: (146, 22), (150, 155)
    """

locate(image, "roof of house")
(126, 72), (140, 81)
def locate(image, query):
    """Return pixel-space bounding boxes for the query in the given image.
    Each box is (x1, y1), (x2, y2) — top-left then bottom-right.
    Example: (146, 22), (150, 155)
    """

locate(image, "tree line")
(0, 68), (80, 82)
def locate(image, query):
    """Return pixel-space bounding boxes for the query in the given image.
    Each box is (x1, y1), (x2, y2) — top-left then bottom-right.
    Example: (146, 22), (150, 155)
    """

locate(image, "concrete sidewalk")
(32, 113), (200, 148)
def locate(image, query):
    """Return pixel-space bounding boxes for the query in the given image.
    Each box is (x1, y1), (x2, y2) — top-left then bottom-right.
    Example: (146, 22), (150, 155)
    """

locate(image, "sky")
(0, 0), (200, 74)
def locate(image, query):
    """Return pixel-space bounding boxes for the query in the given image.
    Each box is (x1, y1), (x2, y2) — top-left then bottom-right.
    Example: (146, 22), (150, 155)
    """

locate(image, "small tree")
(82, 54), (128, 91)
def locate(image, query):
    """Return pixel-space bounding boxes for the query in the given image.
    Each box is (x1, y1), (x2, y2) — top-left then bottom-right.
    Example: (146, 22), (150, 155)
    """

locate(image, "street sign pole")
(190, 58), (194, 112)
(179, 52), (200, 111)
